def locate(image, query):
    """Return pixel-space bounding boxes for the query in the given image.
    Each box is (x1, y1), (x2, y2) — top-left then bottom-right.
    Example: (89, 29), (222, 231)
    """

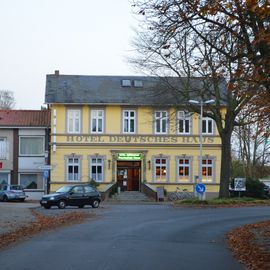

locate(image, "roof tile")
(0, 110), (51, 127)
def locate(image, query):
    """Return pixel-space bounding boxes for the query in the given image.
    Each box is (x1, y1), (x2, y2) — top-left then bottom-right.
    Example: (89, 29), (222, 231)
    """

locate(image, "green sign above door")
(117, 153), (141, 161)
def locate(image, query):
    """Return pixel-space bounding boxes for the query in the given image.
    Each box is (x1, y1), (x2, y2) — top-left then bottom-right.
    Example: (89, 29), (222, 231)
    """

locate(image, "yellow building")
(45, 72), (222, 198)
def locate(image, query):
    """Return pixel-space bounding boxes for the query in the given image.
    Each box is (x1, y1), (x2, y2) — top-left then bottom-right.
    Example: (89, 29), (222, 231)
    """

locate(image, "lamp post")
(188, 99), (215, 183)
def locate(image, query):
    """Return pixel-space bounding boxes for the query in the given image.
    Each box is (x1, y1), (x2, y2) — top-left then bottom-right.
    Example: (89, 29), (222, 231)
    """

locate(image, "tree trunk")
(219, 132), (232, 198)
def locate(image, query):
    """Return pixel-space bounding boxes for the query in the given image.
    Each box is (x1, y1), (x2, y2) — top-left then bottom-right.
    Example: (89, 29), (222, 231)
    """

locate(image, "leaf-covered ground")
(227, 220), (270, 270)
(0, 209), (92, 250)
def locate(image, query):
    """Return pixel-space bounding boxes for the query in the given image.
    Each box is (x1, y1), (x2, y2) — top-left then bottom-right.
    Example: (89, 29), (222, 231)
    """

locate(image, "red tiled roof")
(0, 110), (51, 127)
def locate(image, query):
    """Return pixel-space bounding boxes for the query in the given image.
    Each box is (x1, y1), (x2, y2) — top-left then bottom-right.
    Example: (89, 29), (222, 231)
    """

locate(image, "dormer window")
(134, 80), (143, 88)
(121, 79), (132, 87)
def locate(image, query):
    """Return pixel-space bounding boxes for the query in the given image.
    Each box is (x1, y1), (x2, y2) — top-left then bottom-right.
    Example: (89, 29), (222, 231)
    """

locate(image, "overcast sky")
(0, 0), (138, 109)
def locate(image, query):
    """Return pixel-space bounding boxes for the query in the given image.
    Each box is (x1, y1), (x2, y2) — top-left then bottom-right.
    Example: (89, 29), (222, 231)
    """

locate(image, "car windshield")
(56, 186), (73, 193)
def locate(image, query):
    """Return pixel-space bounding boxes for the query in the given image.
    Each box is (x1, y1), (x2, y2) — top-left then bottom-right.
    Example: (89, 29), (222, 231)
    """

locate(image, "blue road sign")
(196, 183), (206, 194)
(43, 170), (49, 179)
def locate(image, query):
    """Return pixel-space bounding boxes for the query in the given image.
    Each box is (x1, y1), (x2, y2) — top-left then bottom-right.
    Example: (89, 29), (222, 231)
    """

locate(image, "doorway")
(117, 161), (141, 191)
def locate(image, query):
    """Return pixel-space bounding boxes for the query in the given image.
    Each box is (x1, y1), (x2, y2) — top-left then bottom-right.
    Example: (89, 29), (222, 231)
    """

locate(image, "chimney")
(54, 70), (60, 76)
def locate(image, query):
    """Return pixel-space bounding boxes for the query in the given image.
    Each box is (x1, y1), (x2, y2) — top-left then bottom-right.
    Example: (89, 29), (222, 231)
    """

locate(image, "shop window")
(91, 109), (104, 133)
(0, 173), (9, 186)
(20, 174), (39, 189)
(20, 137), (44, 156)
(67, 109), (81, 133)
(154, 158), (168, 182)
(90, 157), (104, 182)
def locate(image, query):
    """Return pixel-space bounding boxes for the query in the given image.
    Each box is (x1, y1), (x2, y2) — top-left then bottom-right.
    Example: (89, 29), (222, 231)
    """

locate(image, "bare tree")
(232, 116), (270, 179)
(129, 0), (264, 197)
(0, 90), (15, 109)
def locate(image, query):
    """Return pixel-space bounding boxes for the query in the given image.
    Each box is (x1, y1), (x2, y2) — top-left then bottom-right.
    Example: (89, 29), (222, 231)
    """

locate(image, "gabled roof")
(0, 110), (51, 127)
(45, 73), (227, 106)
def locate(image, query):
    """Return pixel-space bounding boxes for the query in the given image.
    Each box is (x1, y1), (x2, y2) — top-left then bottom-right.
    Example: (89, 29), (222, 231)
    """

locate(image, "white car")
(0, 185), (27, 202)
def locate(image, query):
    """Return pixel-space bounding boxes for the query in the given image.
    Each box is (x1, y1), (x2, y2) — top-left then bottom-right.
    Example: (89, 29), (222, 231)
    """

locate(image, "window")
(0, 173), (9, 186)
(91, 109), (104, 133)
(67, 157), (80, 181)
(20, 174), (38, 189)
(155, 111), (168, 134)
(202, 117), (214, 134)
(154, 158), (168, 182)
(121, 79), (131, 87)
(67, 109), (81, 133)
(177, 157), (191, 182)
(0, 137), (8, 159)
(85, 185), (95, 193)
(72, 186), (84, 193)
(90, 157), (104, 182)
(134, 80), (143, 88)
(177, 111), (191, 134)
(123, 110), (136, 133)
(20, 137), (44, 156)
(202, 158), (215, 182)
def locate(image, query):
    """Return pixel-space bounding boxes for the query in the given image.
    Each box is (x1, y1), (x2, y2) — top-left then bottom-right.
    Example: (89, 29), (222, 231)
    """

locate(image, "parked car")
(0, 185), (27, 202)
(40, 184), (101, 209)
(263, 184), (270, 197)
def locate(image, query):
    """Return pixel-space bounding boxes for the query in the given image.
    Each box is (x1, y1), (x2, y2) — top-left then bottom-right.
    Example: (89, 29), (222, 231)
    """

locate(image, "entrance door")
(117, 161), (141, 191)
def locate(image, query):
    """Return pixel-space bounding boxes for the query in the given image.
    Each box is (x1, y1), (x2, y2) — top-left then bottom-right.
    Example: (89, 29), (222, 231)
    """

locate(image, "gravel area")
(0, 202), (38, 235)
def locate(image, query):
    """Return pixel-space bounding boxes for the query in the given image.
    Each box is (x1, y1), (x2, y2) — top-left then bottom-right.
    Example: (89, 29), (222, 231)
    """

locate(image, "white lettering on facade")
(66, 135), (216, 144)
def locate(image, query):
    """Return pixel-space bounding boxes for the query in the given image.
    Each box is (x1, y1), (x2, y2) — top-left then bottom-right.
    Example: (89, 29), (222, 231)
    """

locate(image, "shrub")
(88, 179), (99, 188)
(245, 178), (266, 199)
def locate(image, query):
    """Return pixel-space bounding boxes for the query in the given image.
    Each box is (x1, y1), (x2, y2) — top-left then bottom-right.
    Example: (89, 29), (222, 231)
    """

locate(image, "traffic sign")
(196, 183), (206, 194)
(39, 165), (53, 170)
(43, 170), (49, 179)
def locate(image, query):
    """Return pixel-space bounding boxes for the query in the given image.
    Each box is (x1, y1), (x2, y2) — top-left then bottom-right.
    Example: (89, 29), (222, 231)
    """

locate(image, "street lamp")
(188, 99), (215, 183)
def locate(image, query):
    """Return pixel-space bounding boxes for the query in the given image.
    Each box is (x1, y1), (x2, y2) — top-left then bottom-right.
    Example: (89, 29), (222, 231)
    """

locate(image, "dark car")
(263, 184), (270, 198)
(0, 185), (27, 202)
(40, 184), (101, 209)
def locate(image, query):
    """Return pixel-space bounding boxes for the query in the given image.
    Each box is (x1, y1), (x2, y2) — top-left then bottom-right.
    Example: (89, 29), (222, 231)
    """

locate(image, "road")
(0, 204), (269, 270)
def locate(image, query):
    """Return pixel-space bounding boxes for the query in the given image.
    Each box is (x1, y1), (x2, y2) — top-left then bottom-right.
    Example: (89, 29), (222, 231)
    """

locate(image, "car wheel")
(57, 200), (66, 209)
(44, 205), (51, 209)
(3, 195), (8, 202)
(78, 205), (84, 208)
(19, 199), (25, 202)
(92, 199), (100, 208)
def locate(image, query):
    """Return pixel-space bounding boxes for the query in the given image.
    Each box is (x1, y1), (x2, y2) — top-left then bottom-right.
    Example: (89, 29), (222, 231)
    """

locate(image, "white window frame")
(177, 111), (191, 134)
(19, 136), (44, 156)
(66, 156), (81, 182)
(177, 157), (192, 182)
(0, 137), (8, 160)
(202, 117), (214, 135)
(67, 109), (81, 134)
(201, 157), (215, 182)
(89, 156), (104, 182)
(90, 109), (104, 133)
(123, 110), (136, 134)
(155, 111), (168, 134)
(153, 157), (169, 182)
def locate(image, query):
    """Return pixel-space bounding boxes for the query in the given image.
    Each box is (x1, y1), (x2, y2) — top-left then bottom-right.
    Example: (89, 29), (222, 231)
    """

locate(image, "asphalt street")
(0, 204), (269, 270)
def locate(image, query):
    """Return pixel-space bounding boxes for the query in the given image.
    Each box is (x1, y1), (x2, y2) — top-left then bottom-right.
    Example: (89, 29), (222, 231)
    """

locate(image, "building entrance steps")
(108, 191), (152, 203)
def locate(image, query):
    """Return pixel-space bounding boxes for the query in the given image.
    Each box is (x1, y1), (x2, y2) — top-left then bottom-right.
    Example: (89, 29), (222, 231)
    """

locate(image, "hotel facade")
(45, 72), (224, 197)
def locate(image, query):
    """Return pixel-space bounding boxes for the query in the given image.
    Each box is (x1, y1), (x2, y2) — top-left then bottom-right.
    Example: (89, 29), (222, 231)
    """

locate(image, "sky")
(0, 0), (138, 109)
